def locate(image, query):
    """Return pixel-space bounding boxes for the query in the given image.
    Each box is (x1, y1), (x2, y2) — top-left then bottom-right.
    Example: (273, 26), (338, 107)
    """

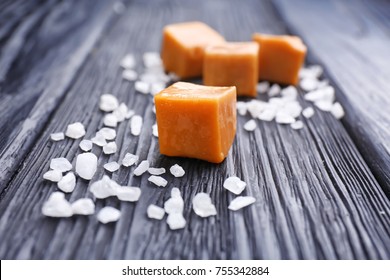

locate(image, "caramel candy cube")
(252, 33), (307, 85)
(161, 22), (225, 79)
(203, 42), (259, 97)
(154, 82), (236, 163)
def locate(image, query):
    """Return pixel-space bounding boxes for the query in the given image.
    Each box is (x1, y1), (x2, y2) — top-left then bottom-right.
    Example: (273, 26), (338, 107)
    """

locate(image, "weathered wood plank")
(0, 0), (389, 260)
(273, 0), (390, 196)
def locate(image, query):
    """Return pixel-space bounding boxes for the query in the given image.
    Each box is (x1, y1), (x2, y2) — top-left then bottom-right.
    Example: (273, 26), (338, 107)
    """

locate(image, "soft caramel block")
(203, 42), (259, 97)
(154, 82), (236, 163)
(252, 33), (307, 85)
(161, 22), (225, 79)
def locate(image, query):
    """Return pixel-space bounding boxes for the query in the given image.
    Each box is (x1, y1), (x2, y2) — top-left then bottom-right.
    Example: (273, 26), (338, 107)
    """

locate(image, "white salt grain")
(223, 176), (247, 195)
(236, 101), (247, 116)
(246, 100), (267, 118)
(103, 113), (118, 128)
(152, 123), (158, 137)
(50, 157), (72, 172)
(228, 196), (256, 211)
(104, 161), (120, 172)
(122, 69), (138, 81)
(148, 175), (168, 187)
(257, 81), (270, 94)
(116, 186), (141, 202)
(76, 153), (97, 180)
(103, 142), (117, 155)
(42, 192), (73, 218)
(291, 120), (304, 130)
(135, 81), (150, 94)
(148, 167), (166, 175)
(65, 122), (86, 139)
(300, 77), (318, 91)
(130, 115), (143, 136)
(314, 100), (333, 112)
(164, 197), (184, 214)
(43, 170), (63, 182)
(170, 164), (185, 177)
(57, 172), (76, 193)
(147, 204), (165, 220)
(91, 132), (107, 147)
(50, 132), (64, 141)
(283, 101), (302, 118)
(331, 102), (345, 119)
(113, 103), (128, 122)
(275, 112), (296, 124)
(125, 109), (135, 119)
(98, 127), (116, 140)
(120, 54), (136, 69)
(133, 160), (149, 176)
(150, 82), (166, 96)
(100, 94), (119, 112)
(281, 86), (298, 100)
(244, 119), (257, 132)
(171, 187), (181, 198)
(79, 139), (93, 151)
(302, 107), (315, 119)
(97, 206), (121, 224)
(71, 198), (95, 215)
(122, 153), (139, 167)
(258, 107), (277, 121)
(90, 175), (118, 199)
(268, 84), (281, 97)
(143, 52), (162, 68)
(166, 212), (186, 230)
(192, 193), (217, 218)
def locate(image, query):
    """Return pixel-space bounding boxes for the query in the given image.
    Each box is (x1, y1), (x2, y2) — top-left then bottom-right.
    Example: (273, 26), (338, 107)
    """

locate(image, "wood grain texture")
(274, 0), (390, 196)
(0, 0), (389, 259)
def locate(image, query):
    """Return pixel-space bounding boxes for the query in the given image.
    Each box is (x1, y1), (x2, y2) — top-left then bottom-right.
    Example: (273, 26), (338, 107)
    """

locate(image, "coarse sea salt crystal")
(258, 107), (277, 121)
(171, 187), (181, 198)
(282, 101), (302, 118)
(268, 84), (281, 97)
(104, 161), (120, 172)
(120, 54), (136, 69)
(246, 100), (267, 118)
(244, 119), (257, 131)
(135, 81), (150, 94)
(90, 175), (119, 199)
(275, 112), (296, 124)
(113, 103), (128, 122)
(125, 109), (135, 119)
(76, 152), (97, 180)
(122, 69), (138, 81)
(148, 167), (166, 175)
(281, 86), (298, 100)
(170, 164), (185, 177)
(302, 107), (315, 118)
(192, 193), (217, 218)
(100, 94), (119, 112)
(116, 186), (141, 202)
(315, 100), (333, 112)
(166, 212), (186, 230)
(103, 142), (117, 155)
(228, 196), (256, 211)
(236, 101), (247, 116)
(50, 132), (64, 141)
(98, 127), (116, 140)
(291, 120), (304, 130)
(122, 153), (139, 167)
(148, 175), (168, 187)
(131, 115), (143, 136)
(152, 123), (158, 137)
(300, 77), (318, 91)
(65, 122), (86, 139)
(133, 160), (149, 176)
(43, 170), (63, 182)
(79, 139), (93, 152)
(164, 196), (184, 214)
(223, 176), (247, 195)
(147, 204), (165, 220)
(299, 65), (323, 79)
(331, 102), (345, 119)
(103, 113), (118, 128)
(50, 157), (72, 172)
(143, 52), (162, 68)
(91, 132), (107, 147)
(57, 172), (76, 193)
(150, 82), (166, 96)
(305, 86), (335, 103)
(71, 198), (95, 215)
(257, 81), (270, 94)
(42, 192), (73, 218)
(97, 206), (121, 224)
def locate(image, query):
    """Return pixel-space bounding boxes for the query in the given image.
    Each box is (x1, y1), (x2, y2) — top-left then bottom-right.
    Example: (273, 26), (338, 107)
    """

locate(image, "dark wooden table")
(0, 0), (389, 259)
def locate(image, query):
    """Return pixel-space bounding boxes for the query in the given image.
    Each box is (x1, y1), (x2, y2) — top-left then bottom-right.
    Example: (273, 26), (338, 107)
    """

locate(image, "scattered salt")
(300, 77), (318, 91)
(148, 175), (168, 187)
(236, 101), (247, 116)
(43, 170), (63, 182)
(314, 100), (333, 112)
(302, 107), (315, 118)
(120, 54), (136, 69)
(148, 167), (166, 175)
(331, 102), (345, 119)
(192, 193), (217, 217)
(150, 82), (166, 96)
(122, 69), (138, 81)
(257, 81), (270, 94)
(258, 107), (277, 121)
(100, 94), (119, 112)
(147, 204), (165, 220)
(90, 175), (119, 199)
(75, 153), (97, 180)
(50, 132), (64, 141)
(143, 52), (162, 68)
(135, 81), (150, 94)
(113, 103), (128, 122)
(299, 65), (323, 79)
(103, 142), (117, 155)
(125, 109), (135, 119)
(98, 128), (116, 140)
(281, 86), (298, 100)
(50, 157), (72, 172)
(116, 186), (141, 202)
(97, 206), (121, 224)
(275, 112), (296, 124)
(91, 132), (107, 147)
(223, 176), (247, 195)
(282, 101), (302, 118)
(164, 196), (184, 214)
(65, 122), (86, 139)
(130, 115), (143, 136)
(122, 153), (139, 167)
(244, 119), (257, 131)
(42, 192), (73, 218)
(228, 196), (256, 211)
(152, 123), (158, 137)
(166, 212), (186, 230)
(57, 172), (76, 193)
(170, 164), (185, 177)
(103, 113), (118, 127)
(133, 160), (149, 176)
(104, 161), (120, 172)
(71, 198), (95, 215)
(79, 139), (93, 151)
(291, 120), (304, 130)
(268, 84), (281, 97)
